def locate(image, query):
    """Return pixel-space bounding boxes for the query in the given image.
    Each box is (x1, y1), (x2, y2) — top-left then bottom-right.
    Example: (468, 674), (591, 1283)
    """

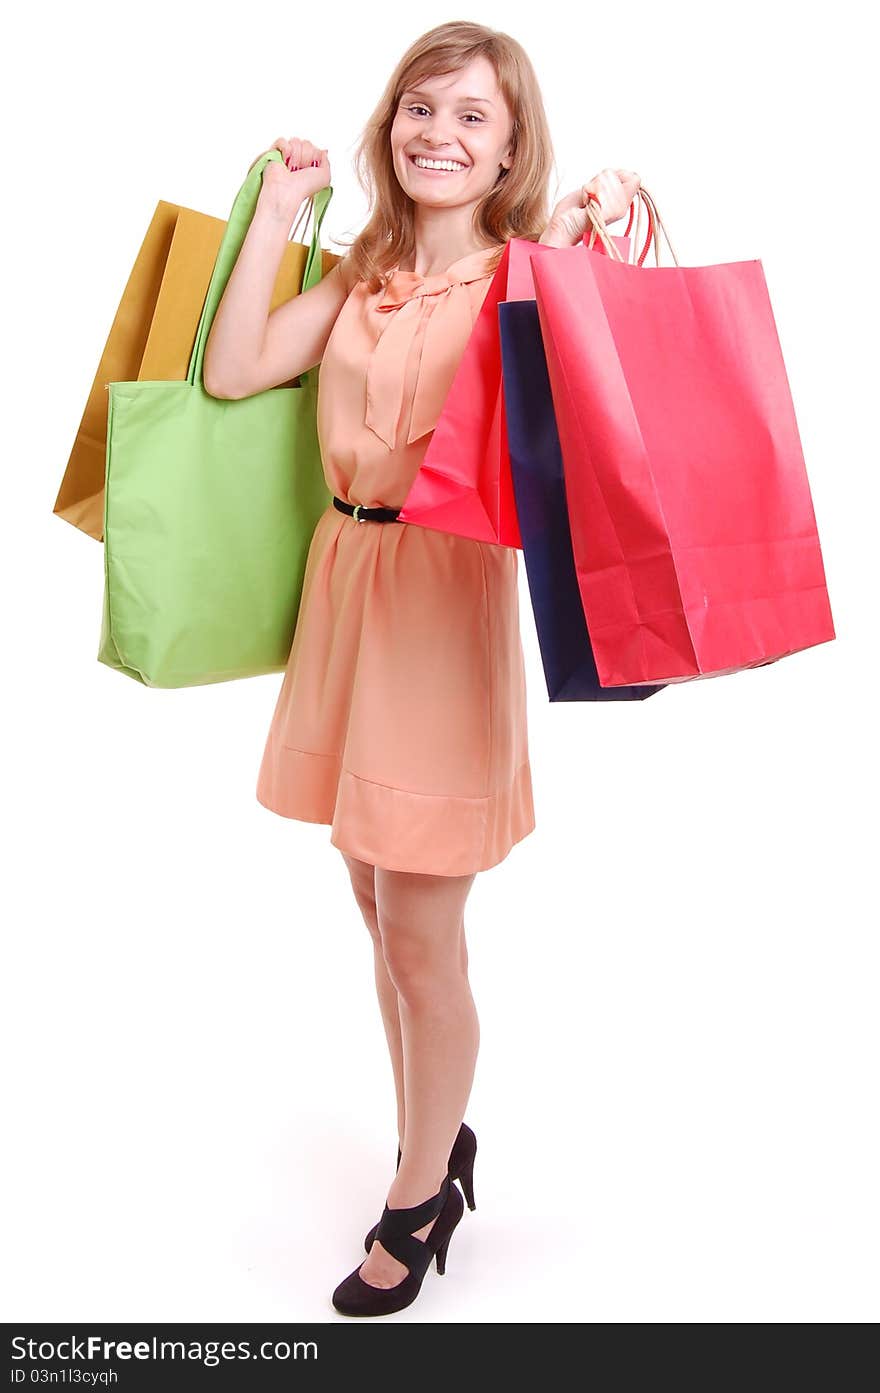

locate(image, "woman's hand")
(248, 136), (331, 224)
(539, 167), (641, 247)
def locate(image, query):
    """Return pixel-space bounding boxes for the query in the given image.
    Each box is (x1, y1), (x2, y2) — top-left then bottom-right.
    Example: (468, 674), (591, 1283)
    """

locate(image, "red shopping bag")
(396, 224), (634, 545)
(532, 189), (836, 685)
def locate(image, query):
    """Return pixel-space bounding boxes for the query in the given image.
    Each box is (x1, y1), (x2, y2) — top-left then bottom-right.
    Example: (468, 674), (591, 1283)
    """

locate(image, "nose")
(421, 120), (454, 150)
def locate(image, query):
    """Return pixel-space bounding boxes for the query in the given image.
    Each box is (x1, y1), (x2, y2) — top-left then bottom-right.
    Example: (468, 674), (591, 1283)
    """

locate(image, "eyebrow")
(403, 89), (495, 106)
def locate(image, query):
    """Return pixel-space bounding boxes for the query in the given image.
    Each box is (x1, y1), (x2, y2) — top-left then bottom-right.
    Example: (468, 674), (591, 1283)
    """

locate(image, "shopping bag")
(396, 220), (637, 546)
(54, 195), (337, 541)
(98, 155), (334, 688)
(499, 298), (665, 701)
(532, 188), (836, 686)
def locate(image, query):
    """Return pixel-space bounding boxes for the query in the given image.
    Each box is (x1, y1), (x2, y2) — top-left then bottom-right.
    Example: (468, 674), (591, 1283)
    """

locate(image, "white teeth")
(412, 156), (467, 172)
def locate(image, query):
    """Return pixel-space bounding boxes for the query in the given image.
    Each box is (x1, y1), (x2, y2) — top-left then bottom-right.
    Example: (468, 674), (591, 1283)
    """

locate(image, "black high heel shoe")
(363, 1122), (477, 1252)
(332, 1172), (464, 1318)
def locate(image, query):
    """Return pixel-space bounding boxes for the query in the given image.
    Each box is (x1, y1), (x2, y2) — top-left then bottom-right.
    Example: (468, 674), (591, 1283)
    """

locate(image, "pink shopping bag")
(532, 188), (836, 685)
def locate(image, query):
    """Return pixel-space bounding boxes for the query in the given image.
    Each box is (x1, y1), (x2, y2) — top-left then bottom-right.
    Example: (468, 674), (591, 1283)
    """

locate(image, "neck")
(398, 208), (499, 276)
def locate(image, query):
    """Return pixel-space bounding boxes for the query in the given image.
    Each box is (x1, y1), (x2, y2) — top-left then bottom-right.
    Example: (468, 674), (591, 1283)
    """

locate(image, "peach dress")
(255, 244), (536, 875)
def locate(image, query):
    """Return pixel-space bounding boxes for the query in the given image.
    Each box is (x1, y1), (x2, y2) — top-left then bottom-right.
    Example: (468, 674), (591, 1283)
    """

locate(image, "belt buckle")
(352, 503), (365, 524)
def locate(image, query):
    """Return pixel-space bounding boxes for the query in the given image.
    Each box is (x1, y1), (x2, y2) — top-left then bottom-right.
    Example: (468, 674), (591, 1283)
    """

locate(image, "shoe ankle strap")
(374, 1174), (450, 1262)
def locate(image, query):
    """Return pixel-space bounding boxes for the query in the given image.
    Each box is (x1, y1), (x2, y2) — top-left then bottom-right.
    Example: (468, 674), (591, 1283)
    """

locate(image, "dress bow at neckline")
(375, 247), (500, 313)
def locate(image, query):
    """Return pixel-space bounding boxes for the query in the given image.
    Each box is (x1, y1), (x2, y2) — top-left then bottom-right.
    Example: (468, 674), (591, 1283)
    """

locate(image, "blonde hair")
(338, 21), (557, 294)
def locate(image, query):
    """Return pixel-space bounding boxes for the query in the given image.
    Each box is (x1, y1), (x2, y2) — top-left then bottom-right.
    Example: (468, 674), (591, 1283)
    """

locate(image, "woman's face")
(390, 57), (514, 209)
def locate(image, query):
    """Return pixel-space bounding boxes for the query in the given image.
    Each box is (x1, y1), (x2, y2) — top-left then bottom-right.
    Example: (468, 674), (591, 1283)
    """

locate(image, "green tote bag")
(98, 153), (334, 688)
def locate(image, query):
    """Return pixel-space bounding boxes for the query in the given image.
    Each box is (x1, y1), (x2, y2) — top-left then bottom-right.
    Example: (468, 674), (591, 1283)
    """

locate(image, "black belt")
(333, 496), (402, 524)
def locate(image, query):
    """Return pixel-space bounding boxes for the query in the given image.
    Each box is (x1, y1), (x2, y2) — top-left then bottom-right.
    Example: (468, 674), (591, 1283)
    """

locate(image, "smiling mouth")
(407, 153), (469, 173)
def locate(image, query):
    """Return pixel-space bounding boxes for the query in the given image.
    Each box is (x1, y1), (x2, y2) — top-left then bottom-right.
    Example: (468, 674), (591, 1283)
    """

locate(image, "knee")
(358, 895), (382, 947)
(341, 853), (381, 945)
(381, 939), (437, 1007)
(379, 923), (463, 1009)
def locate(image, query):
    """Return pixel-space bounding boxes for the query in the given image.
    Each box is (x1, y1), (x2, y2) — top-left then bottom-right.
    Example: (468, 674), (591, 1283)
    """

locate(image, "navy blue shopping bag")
(499, 299), (665, 702)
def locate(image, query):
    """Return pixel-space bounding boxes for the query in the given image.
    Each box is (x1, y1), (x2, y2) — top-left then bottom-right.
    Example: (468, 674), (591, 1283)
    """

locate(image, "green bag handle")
(188, 151), (333, 388)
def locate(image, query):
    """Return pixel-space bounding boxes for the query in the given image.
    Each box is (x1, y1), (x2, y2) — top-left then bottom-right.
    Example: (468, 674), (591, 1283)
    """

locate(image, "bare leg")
(340, 851), (406, 1145)
(358, 866), (479, 1289)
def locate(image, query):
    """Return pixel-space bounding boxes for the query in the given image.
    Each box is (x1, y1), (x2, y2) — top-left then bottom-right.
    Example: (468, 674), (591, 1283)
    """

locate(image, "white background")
(3, 0), (877, 1324)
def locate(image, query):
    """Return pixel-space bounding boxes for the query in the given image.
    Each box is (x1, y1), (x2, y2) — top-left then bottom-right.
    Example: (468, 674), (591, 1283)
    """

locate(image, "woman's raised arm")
(204, 137), (356, 399)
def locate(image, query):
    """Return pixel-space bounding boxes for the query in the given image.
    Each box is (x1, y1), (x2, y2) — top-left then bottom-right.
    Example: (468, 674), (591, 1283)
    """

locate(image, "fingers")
(281, 139), (325, 171)
(250, 138), (328, 174)
(594, 167), (641, 192)
(614, 168), (642, 199)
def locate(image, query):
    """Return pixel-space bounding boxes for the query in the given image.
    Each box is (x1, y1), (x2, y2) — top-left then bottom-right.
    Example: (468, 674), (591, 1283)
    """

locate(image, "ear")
(500, 121), (516, 171)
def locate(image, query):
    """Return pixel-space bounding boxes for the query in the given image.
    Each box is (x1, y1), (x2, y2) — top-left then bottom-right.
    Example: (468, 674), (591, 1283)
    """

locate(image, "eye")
(405, 104), (484, 123)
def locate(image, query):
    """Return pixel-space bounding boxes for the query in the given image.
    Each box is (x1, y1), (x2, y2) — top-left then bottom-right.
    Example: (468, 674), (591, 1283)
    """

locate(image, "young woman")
(205, 20), (639, 1318)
